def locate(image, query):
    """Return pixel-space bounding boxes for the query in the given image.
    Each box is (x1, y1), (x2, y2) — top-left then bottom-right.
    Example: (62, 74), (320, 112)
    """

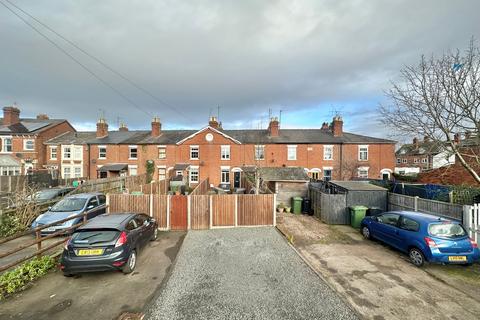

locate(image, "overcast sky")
(1, 0), (479, 138)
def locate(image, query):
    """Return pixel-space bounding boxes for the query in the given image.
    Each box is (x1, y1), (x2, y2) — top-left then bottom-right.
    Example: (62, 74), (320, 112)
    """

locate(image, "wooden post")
(149, 194), (154, 217)
(234, 195), (238, 227)
(273, 193), (277, 226)
(166, 195), (171, 230)
(187, 195), (191, 230)
(209, 195), (213, 229)
(36, 231), (41, 259)
(106, 194), (110, 213)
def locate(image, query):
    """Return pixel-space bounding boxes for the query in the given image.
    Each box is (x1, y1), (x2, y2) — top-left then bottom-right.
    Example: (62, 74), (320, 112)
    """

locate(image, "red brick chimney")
(36, 114), (49, 120)
(151, 117), (161, 137)
(119, 122), (128, 132)
(268, 117), (280, 137)
(3, 106), (20, 126)
(209, 116), (220, 129)
(321, 122), (329, 131)
(96, 118), (108, 138)
(332, 116), (343, 137)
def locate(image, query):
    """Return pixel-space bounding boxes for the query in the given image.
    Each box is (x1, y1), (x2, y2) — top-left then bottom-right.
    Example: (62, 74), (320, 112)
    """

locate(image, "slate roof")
(329, 181), (387, 191)
(257, 167), (310, 182)
(0, 118), (67, 134)
(396, 141), (445, 156)
(45, 127), (395, 145)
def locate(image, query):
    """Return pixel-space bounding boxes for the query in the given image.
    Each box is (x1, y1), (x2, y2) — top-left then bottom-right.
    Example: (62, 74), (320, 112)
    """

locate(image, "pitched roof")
(0, 118), (68, 134)
(45, 127), (395, 145)
(329, 181), (387, 191)
(396, 141), (445, 156)
(257, 167), (310, 182)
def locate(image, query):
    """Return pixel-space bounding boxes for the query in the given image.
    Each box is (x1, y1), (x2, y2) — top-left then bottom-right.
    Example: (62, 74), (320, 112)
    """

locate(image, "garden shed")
(310, 180), (387, 225)
(259, 167), (309, 206)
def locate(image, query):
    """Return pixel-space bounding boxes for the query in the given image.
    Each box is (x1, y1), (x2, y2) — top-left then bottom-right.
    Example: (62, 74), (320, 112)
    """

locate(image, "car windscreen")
(428, 223), (467, 239)
(50, 198), (87, 212)
(72, 229), (120, 245)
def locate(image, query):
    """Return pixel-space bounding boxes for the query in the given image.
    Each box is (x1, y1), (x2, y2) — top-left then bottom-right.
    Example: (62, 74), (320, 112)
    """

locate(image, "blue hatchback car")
(360, 211), (480, 267)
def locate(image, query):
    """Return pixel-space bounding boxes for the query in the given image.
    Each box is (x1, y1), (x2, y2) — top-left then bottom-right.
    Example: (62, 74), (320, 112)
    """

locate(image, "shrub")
(0, 256), (56, 300)
(0, 214), (25, 238)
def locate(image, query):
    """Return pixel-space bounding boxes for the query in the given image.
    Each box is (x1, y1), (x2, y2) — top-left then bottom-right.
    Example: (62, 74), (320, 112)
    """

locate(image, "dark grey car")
(60, 213), (158, 276)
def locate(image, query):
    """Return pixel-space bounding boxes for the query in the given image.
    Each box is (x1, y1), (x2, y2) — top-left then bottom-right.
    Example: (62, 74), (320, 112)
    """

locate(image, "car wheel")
(409, 248), (425, 267)
(151, 228), (158, 241)
(361, 226), (371, 240)
(123, 250), (137, 274)
(63, 272), (75, 277)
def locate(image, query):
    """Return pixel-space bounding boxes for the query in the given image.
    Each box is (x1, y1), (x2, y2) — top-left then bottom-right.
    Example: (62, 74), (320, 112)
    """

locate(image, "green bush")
(0, 214), (25, 238)
(0, 256), (56, 300)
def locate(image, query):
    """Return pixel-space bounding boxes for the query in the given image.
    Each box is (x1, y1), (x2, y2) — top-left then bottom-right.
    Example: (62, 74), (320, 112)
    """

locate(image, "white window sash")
(287, 145), (297, 161)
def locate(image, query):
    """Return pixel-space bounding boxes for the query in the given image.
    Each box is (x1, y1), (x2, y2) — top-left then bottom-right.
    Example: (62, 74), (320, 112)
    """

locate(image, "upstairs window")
(129, 146), (138, 159)
(324, 145), (333, 160)
(402, 159), (408, 164)
(1, 137), (12, 153)
(255, 145), (265, 160)
(421, 158), (428, 163)
(287, 145), (297, 161)
(24, 139), (35, 151)
(73, 146), (82, 160)
(63, 146), (71, 159)
(359, 145), (368, 161)
(50, 147), (58, 160)
(158, 146), (166, 159)
(98, 146), (107, 159)
(396, 158), (401, 164)
(190, 146), (199, 160)
(221, 145), (230, 160)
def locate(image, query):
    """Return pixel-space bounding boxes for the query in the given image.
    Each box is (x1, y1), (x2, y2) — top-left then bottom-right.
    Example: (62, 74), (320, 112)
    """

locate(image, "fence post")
(36, 231), (41, 259)
(187, 195), (191, 230)
(273, 193), (277, 226)
(463, 205), (472, 237)
(414, 196), (419, 211)
(234, 194), (238, 227)
(106, 194), (110, 213)
(149, 194), (153, 217)
(166, 195), (171, 230)
(209, 195), (213, 229)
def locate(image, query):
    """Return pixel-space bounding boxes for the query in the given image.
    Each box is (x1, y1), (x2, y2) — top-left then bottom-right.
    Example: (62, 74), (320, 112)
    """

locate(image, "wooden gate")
(170, 195), (188, 230)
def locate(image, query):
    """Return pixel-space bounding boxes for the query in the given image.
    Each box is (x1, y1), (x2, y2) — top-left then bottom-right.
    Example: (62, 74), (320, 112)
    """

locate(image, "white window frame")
(157, 166), (166, 180)
(98, 145), (107, 159)
(128, 165), (138, 176)
(189, 166), (199, 184)
(221, 145), (230, 160)
(190, 145), (199, 160)
(310, 168), (321, 180)
(158, 145), (167, 159)
(63, 166), (71, 179)
(254, 145), (265, 160)
(323, 145), (333, 160)
(287, 145), (297, 161)
(23, 139), (35, 151)
(62, 146), (71, 160)
(358, 167), (369, 178)
(1, 136), (13, 153)
(323, 167), (333, 181)
(221, 166), (230, 184)
(74, 166), (82, 178)
(73, 146), (82, 160)
(50, 146), (58, 160)
(421, 158), (428, 163)
(402, 159), (408, 164)
(129, 145), (138, 160)
(358, 145), (369, 161)
(396, 158), (401, 164)
(62, 165), (82, 178)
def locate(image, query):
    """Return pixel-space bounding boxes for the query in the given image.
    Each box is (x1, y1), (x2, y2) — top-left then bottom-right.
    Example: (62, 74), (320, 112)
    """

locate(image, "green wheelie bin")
(349, 206), (368, 229)
(292, 197), (303, 214)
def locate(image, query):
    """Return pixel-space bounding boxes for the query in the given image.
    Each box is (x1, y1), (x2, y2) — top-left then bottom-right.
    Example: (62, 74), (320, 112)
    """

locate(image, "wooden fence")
(190, 178), (209, 195)
(128, 179), (167, 195)
(72, 175), (146, 195)
(388, 192), (464, 221)
(107, 193), (276, 230)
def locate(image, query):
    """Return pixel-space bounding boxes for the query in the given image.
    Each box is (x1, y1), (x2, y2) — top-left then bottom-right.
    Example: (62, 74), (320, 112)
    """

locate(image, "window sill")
(190, 158), (199, 160)
(221, 158), (230, 161)
(128, 158), (138, 160)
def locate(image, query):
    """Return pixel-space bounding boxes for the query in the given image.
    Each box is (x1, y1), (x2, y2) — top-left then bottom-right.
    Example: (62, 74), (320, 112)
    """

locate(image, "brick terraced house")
(45, 115), (396, 186)
(0, 105), (75, 176)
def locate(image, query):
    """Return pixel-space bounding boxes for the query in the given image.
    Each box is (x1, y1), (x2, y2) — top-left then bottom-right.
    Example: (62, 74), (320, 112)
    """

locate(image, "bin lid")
(350, 205), (368, 210)
(293, 197), (303, 200)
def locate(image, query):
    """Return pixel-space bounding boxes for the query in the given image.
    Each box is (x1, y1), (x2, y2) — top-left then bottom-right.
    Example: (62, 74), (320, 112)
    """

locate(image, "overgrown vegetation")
(145, 160), (155, 183)
(451, 185), (480, 205)
(0, 256), (56, 300)
(0, 214), (25, 238)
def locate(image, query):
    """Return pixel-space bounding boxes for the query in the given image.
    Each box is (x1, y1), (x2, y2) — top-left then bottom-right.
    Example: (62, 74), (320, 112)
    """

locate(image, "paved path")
(0, 232), (185, 320)
(146, 228), (358, 320)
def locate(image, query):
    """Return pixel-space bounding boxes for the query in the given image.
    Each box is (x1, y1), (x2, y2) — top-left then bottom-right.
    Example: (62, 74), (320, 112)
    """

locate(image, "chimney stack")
(454, 133), (460, 144)
(209, 116), (220, 129)
(96, 118), (108, 138)
(36, 114), (49, 120)
(413, 137), (419, 147)
(332, 116), (343, 137)
(119, 122), (128, 132)
(3, 106), (20, 126)
(321, 122), (329, 131)
(268, 117), (280, 137)
(151, 117), (161, 137)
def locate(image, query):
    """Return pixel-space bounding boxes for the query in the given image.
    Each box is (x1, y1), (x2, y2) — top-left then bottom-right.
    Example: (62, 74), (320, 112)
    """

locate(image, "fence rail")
(107, 193), (276, 230)
(388, 192), (463, 221)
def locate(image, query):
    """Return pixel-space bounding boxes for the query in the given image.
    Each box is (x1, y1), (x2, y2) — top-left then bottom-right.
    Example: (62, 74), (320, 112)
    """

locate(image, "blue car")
(360, 211), (480, 267)
(31, 193), (107, 235)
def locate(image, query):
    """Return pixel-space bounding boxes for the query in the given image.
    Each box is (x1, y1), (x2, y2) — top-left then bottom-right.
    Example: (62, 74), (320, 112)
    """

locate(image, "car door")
(125, 218), (141, 249)
(97, 195), (107, 214)
(134, 215), (150, 248)
(85, 196), (100, 219)
(374, 213), (401, 248)
(395, 216), (421, 253)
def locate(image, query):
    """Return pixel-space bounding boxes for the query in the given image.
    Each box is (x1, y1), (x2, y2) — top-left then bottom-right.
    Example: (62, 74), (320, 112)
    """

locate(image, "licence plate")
(44, 227), (56, 232)
(77, 249), (104, 256)
(448, 256), (467, 262)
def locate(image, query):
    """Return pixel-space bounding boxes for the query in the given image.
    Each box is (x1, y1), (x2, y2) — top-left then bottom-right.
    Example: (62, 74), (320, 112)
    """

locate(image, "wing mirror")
(48, 206), (52, 211)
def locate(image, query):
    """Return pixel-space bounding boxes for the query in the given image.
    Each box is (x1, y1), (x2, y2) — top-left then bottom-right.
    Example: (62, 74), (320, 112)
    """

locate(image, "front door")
(233, 172), (241, 188)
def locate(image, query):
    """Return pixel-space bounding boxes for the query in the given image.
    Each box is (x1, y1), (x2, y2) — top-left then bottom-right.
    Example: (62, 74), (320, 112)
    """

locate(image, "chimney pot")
(36, 114), (49, 120)
(332, 116), (343, 137)
(96, 118), (109, 138)
(119, 122), (128, 132)
(3, 106), (21, 126)
(208, 116), (220, 129)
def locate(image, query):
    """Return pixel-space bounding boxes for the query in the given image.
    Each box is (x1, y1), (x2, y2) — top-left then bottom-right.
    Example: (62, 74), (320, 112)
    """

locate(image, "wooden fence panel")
(190, 195), (210, 229)
(237, 194), (274, 226)
(108, 194), (150, 214)
(320, 193), (347, 224)
(388, 193), (463, 221)
(153, 195), (168, 228)
(170, 195), (188, 230)
(212, 195), (235, 227)
(190, 178), (209, 195)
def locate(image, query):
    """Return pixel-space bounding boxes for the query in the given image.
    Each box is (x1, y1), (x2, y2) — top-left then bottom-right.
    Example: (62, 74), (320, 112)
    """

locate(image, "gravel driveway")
(146, 227), (357, 320)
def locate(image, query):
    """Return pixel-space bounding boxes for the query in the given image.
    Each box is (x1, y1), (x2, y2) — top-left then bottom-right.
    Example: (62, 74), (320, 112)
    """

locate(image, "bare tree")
(380, 39), (480, 184)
